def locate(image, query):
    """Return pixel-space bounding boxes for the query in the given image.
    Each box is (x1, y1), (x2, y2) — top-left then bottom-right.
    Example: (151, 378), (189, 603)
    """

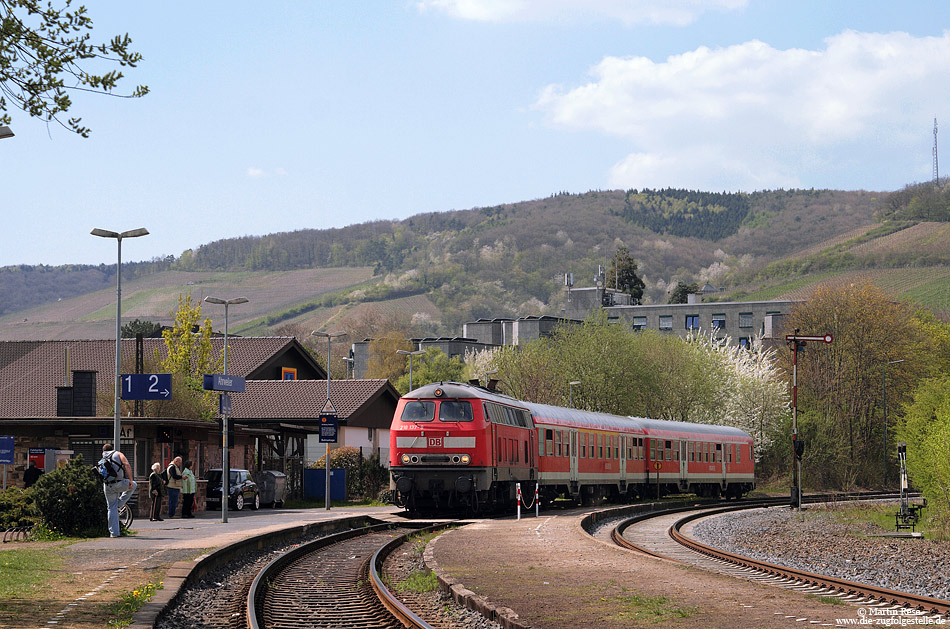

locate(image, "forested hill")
(0, 187), (892, 319)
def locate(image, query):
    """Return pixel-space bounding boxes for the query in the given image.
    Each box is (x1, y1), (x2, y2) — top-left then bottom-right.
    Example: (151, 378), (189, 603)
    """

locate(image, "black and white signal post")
(786, 331), (833, 509)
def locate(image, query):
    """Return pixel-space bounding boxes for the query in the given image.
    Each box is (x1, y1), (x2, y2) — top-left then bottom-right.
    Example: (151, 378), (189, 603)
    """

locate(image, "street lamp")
(90, 227), (149, 452)
(312, 330), (346, 510)
(569, 381), (581, 408)
(341, 356), (354, 379)
(396, 349), (425, 391)
(204, 296), (248, 524)
(883, 359), (905, 487)
(0, 126), (13, 139)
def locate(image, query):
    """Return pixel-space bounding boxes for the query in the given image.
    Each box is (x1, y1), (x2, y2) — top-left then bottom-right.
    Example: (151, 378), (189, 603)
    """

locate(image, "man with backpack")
(99, 444), (137, 538)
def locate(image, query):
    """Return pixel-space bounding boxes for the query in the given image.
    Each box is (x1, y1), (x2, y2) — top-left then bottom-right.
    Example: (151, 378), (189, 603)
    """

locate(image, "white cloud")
(534, 30), (950, 190)
(416, 0), (746, 26)
(246, 167), (266, 178)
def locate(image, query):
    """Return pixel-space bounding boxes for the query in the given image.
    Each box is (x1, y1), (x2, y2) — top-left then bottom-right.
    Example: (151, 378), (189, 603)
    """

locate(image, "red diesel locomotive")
(389, 381), (755, 513)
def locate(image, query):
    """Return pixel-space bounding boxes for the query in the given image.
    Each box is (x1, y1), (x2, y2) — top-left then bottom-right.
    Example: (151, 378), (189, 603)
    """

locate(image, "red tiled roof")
(0, 337), (307, 418)
(232, 379), (399, 427)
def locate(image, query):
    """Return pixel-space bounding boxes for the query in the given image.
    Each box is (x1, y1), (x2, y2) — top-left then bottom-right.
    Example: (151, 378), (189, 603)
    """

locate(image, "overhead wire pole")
(882, 359), (904, 487)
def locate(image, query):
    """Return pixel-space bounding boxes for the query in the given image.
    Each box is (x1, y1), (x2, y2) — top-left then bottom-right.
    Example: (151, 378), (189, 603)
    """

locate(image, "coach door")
(619, 435), (627, 487)
(569, 430), (578, 483)
(679, 441), (688, 489)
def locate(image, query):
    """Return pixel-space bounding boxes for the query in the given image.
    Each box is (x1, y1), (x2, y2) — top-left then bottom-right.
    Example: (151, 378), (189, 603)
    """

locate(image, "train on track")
(389, 381), (755, 514)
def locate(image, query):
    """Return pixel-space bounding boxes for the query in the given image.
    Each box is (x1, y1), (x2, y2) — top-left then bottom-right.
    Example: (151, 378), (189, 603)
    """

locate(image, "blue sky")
(3, 1), (950, 267)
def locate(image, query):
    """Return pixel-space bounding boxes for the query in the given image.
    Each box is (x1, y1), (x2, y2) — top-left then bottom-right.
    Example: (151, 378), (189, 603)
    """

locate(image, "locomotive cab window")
(401, 401), (435, 422)
(439, 400), (474, 422)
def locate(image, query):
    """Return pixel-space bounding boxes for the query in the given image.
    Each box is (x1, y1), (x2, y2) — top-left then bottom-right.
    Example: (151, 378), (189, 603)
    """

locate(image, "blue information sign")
(219, 393), (232, 415)
(202, 374), (246, 392)
(318, 413), (338, 444)
(121, 373), (172, 400)
(0, 436), (13, 464)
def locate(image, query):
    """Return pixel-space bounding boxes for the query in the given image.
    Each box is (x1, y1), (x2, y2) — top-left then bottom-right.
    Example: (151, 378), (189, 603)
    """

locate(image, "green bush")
(30, 455), (108, 537)
(359, 452), (390, 501)
(0, 486), (39, 528)
(310, 446), (363, 499)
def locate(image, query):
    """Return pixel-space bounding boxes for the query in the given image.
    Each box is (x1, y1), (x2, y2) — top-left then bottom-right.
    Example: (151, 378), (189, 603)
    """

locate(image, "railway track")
(246, 521), (458, 629)
(611, 494), (950, 620)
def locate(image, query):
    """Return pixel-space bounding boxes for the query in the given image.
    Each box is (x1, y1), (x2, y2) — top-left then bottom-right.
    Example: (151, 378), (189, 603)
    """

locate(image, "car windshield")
(439, 400), (474, 422)
(400, 400), (435, 422)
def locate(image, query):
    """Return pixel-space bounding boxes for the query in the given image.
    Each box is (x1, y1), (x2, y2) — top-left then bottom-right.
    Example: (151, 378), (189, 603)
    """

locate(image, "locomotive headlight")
(460, 454), (470, 465)
(401, 454), (411, 465)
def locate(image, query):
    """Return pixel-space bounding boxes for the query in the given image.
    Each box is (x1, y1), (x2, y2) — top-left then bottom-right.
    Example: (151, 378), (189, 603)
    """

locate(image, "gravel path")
(691, 503), (950, 601)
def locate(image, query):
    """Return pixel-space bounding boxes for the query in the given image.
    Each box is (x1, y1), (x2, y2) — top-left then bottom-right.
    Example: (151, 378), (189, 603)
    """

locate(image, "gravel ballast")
(691, 503), (950, 601)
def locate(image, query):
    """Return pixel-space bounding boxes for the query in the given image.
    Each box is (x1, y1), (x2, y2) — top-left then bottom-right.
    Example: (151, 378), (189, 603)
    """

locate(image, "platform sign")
(202, 374), (246, 393)
(121, 373), (172, 400)
(219, 393), (232, 416)
(0, 436), (13, 464)
(318, 413), (338, 444)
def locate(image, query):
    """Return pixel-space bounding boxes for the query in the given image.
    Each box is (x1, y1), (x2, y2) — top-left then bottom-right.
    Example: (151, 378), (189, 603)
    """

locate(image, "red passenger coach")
(389, 382), (755, 514)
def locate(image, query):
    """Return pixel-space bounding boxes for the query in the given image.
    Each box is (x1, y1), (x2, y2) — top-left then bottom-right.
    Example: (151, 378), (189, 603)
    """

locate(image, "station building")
(0, 336), (398, 513)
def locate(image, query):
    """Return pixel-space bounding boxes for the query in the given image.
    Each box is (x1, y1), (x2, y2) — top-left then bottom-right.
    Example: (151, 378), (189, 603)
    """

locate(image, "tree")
(365, 332), (414, 384)
(606, 245), (645, 304)
(148, 293), (221, 420)
(668, 281), (700, 304)
(895, 375), (950, 531)
(121, 318), (161, 338)
(394, 347), (464, 394)
(0, 0), (148, 136)
(781, 283), (929, 487)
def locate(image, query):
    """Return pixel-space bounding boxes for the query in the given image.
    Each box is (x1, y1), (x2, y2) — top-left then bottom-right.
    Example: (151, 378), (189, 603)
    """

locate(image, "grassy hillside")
(3, 186), (949, 340)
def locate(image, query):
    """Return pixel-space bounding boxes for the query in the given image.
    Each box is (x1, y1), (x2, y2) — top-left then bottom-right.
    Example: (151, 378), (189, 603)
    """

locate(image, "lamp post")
(569, 381), (581, 408)
(90, 227), (149, 451)
(882, 359), (904, 487)
(312, 331), (346, 510)
(396, 349), (425, 391)
(341, 356), (354, 379)
(204, 296), (248, 523)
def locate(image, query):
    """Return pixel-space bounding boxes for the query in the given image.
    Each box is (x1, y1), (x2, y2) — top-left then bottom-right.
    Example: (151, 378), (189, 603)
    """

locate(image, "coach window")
(545, 429), (554, 456)
(555, 431), (562, 457)
(688, 441), (694, 462)
(590, 436), (595, 458)
(716, 444), (723, 462)
(664, 440), (671, 461)
(638, 438), (644, 460)
(726, 445), (732, 463)
(736, 444), (742, 464)
(649, 439), (656, 461)
(672, 441), (679, 462)
(401, 400), (435, 422)
(626, 437), (632, 460)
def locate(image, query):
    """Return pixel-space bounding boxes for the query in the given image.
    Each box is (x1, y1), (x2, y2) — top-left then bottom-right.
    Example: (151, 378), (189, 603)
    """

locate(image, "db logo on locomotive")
(427, 437), (443, 448)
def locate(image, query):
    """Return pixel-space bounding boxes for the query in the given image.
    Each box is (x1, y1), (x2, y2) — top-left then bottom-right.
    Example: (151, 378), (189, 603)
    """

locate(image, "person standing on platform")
(180, 460), (196, 518)
(23, 460), (43, 488)
(148, 462), (165, 521)
(166, 456), (183, 518)
(100, 444), (136, 538)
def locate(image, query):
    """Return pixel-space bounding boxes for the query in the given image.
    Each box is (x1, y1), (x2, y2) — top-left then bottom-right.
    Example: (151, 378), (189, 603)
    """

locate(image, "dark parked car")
(205, 468), (260, 511)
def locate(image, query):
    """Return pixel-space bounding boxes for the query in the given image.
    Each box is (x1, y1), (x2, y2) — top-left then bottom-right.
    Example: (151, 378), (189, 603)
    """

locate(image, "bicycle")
(119, 504), (134, 530)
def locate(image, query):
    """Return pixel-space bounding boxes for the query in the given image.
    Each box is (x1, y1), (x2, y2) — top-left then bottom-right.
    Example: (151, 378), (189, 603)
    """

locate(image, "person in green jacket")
(181, 460), (197, 518)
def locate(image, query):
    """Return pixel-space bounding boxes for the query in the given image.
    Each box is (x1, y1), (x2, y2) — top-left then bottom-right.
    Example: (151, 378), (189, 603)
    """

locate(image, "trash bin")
(255, 470), (287, 507)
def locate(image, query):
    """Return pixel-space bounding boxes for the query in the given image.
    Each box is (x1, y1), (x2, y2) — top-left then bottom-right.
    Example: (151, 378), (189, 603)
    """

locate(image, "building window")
(739, 312), (753, 328)
(633, 316), (647, 330)
(659, 315), (673, 330)
(712, 314), (725, 329)
(739, 337), (750, 349)
(685, 315), (699, 330)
